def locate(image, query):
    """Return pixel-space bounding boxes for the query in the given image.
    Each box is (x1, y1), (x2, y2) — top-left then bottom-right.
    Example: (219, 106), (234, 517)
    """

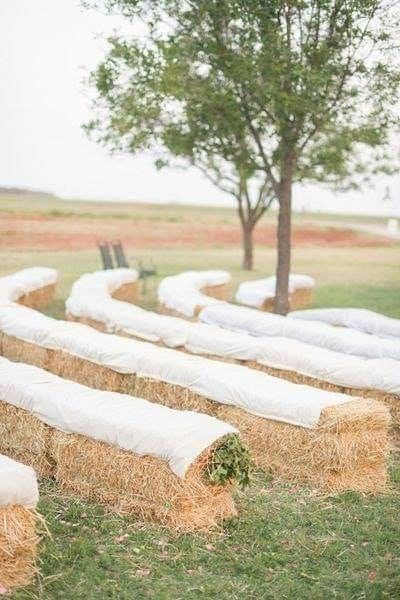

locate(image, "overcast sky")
(1, 0), (399, 215)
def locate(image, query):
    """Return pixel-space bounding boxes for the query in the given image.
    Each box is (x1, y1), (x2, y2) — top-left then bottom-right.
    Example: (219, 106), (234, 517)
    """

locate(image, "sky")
(1, 0), (399, 216)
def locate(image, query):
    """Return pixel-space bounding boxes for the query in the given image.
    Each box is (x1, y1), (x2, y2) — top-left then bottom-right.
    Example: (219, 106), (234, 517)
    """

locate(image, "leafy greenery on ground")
(3, 199), (400, 598)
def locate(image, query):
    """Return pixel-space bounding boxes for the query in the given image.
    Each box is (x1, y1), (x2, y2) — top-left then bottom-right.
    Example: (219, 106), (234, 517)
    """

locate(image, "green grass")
(2, 205), (400, 598)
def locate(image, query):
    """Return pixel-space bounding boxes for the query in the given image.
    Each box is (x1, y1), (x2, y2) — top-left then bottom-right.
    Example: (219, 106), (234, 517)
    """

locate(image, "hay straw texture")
(236, 274), (315, 311)
(111, 281), (139, 303)
(1, 332), (391, 493)
(216, 399), (389, 493)
(0, 403), (237, 532)
(0, 267), (57, 308)
(51, 432), (236, 531)
(0, 402), (55, 477)
(245, 362), (400, 445)
(0, 505), (39, 590)
(0, 454), (39, 590)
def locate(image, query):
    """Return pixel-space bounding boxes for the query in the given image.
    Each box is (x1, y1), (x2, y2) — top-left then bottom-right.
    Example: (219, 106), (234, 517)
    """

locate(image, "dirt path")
(0, 212), (393, 250)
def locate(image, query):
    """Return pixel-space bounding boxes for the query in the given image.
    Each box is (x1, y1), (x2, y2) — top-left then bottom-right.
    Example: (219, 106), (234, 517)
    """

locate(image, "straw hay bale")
(216, 399), (390, 493)
(200, 283), (230, 301)
(247, 361), (399, 445)
(17, 283), (56, 309)
(0, 504), (38, 590)
(1, 335), (50, 370)
(0, 402), (54, 477)
(258, 287), (313, 312)
(50, 431), (236, 532)
(111, 281), (139, 303)
(0, 399), (239, 531)
(290, 287), (313, 310)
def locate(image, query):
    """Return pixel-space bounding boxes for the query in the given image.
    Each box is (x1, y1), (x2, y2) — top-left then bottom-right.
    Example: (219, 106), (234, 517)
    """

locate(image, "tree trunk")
(274, 154), (294, 315)
(241, 221), (254, 270)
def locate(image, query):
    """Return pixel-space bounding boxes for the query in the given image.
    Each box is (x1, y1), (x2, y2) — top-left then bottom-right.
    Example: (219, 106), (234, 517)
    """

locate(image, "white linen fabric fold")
(236, 274), (315, 308)
(200, 303), (400, 361)
(0, 303), (351, 429)
(290, 307), (400, 340)
(0, 454), (39, 508)
(0, 267), (57, 303)
(158, 270), (230, 317)
(0, 357), (236, 479)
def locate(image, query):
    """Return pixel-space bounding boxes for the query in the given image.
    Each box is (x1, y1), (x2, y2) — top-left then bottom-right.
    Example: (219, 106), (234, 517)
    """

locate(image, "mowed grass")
(2, 204), (400, 599)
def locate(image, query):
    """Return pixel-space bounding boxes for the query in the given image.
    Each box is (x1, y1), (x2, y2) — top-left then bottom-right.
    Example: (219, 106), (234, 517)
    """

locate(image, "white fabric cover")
(236, 274), (315, 308)
(65, 272), (400, 395)
(290, 307), (400, 340)
(0, 357), (236, 479)
(0, 267), (57, 303)
(0, 303), (351, 428)
(200, 303), (400, 361)
(158, 270), (230, 317)
(68, 290), (190, 347)
(69, 268), (139, 299)
(0, 454), (39, 508)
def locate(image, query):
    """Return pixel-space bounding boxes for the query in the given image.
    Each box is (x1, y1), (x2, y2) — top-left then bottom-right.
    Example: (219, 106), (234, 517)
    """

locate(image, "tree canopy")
(86, 0), (400, 310)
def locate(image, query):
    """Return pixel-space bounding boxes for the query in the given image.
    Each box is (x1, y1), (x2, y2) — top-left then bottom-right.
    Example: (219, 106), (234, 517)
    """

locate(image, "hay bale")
(0, 454), (40, 591)
(216, 399), (390, 493)
(247, 361), (399, 446)
(0, 402), (55, 477)
(200, 283), (230, 301)
(290, 287), (313, 310)
(0, 505), (38, 590)
(0, 400), (243, 531)
(18, 283), (56, 309)
(50, 432), (238, 532)
(1, 335), (50, 370)
(0, 268), (57, 308)
(111, 281), (139, 303)
(0, 357), (250, 531)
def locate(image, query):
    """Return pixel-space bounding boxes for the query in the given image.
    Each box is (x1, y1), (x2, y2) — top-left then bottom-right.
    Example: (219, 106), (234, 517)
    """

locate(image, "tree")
(85, 32), (276, 270)
(87, 0), (400, 312)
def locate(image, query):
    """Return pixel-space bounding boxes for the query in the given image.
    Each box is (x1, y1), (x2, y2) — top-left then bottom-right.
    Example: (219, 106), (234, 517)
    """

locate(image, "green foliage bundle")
(207, 434), (251, 489)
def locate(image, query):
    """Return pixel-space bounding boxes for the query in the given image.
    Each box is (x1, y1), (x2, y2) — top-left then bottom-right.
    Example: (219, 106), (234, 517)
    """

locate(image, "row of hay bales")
(66, 269), (400, 443)
(1, 267), (399, 590)
(159, 271), (400, 360)
(0, 294), (390, 494)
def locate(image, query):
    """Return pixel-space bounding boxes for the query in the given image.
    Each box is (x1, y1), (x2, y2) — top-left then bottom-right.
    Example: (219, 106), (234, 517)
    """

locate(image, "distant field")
(1, 193), (399, 317)
(1, 193), (396, 253)
(3, 194), (400, 599)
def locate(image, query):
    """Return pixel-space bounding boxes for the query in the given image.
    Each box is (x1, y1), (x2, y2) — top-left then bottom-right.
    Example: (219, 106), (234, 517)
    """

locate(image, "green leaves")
(207, 434), (252, 489)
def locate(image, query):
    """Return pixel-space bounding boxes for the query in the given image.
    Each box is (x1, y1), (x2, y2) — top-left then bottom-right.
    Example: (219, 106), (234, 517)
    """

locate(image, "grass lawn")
(2, 198), (400, 598)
